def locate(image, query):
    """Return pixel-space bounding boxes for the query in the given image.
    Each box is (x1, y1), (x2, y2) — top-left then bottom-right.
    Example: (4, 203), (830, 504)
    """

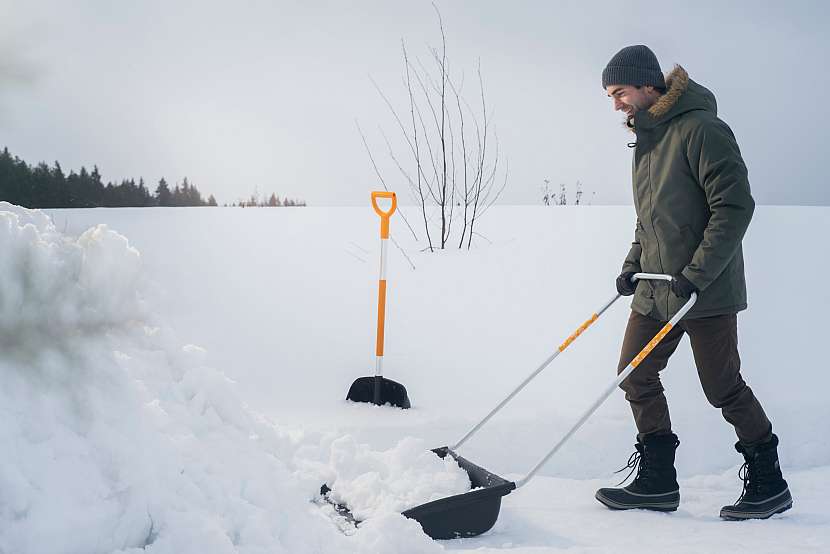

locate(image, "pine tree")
(156, 177), (172, 206)
(137, 178), (152, 206)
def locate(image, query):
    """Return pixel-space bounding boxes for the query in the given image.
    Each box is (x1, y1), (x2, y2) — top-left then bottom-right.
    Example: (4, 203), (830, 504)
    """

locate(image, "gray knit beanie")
(602, 45), (665, 89)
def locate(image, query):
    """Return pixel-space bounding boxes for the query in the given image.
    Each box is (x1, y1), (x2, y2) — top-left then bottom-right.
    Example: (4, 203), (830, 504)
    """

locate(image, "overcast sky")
(1, 0), (827, 206)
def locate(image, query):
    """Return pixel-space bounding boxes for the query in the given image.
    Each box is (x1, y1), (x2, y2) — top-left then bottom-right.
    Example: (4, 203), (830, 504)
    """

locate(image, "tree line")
(0, 146), (214, 208)
(229, 192), (306, 207)
(0, 147), (305, 209)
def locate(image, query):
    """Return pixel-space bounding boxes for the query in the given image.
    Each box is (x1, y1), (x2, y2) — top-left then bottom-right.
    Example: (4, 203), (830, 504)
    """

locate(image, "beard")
(619, 102), (637, 130)
(620, 96), (655, 128)
(621, 102), (639, 116)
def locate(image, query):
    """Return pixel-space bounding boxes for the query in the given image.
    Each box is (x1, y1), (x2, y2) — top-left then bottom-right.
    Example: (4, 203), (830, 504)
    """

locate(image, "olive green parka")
(621, 65), (755, 320)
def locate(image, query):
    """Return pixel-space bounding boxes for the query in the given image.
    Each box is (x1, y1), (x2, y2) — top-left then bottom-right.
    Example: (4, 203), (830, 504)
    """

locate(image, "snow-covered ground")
(2, 202), (828, 553)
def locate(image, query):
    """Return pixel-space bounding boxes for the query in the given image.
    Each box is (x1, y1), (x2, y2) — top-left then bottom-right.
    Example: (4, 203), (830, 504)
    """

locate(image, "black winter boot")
(595, 433), (680, 512)
(720, 434), (793, 520)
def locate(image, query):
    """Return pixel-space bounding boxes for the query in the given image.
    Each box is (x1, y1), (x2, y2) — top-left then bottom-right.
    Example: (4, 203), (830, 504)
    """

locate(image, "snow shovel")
(325, 273), (696, 539)
(346, 191), (411, 409)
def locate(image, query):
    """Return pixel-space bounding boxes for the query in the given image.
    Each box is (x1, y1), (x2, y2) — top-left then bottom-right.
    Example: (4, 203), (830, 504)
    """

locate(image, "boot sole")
(595, 490), (679, 512)
(720, 499), (793, 521)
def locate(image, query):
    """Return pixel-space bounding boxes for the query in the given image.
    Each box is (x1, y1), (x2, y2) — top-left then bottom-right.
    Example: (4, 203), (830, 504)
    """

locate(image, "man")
(594, 45), (792, 520)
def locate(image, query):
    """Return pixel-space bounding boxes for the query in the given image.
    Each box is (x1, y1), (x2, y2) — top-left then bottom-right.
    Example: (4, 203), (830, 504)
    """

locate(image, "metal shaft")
(451, 293), (622, 451)
(515, 280), (696, 489)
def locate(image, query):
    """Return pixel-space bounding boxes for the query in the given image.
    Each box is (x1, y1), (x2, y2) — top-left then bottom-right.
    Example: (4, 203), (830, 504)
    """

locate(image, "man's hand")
(671, 273), (698, 298)
(615, 271), (638, 296)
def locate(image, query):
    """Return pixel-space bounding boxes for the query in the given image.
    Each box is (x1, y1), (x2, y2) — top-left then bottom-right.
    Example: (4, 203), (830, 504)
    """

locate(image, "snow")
(2, 201), (828, 553)
(321, 436), (471, 521)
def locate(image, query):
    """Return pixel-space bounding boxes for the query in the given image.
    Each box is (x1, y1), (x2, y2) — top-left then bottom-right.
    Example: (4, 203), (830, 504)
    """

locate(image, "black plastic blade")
(346, 376), (411, 409)
(319, 448), (514, 541)
(402, 448), (516, 540)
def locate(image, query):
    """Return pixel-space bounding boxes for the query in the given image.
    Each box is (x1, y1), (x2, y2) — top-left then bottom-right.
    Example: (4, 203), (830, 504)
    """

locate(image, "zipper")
(645, 148), (669, 317)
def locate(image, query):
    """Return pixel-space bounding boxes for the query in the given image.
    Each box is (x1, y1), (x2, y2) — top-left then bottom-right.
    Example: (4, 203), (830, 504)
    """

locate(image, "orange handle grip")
(371, 191), (397, 238)
(558, 313), (599, 352)
(630, 322), (674, 368)
(376, 280), (387, 356)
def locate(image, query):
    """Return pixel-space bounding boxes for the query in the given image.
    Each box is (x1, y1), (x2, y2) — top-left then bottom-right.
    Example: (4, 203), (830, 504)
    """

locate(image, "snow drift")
(0, 203), (441, 554)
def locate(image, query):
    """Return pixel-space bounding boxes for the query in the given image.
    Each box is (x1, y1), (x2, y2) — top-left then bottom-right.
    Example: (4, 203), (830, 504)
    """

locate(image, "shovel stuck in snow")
(346, 191), (410, 409)
(328, 274), (697, 539)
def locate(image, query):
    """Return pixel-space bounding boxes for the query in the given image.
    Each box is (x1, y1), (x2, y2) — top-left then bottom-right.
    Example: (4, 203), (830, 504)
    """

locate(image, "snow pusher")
(346, 191), (410, 408)
(324, 274), (696, 539)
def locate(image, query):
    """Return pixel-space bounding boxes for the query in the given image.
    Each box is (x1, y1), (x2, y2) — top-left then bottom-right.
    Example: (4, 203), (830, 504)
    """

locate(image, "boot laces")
(735, 455), (775, 503)
(614, 449), (649, 486)
(735, 461), (752, 503)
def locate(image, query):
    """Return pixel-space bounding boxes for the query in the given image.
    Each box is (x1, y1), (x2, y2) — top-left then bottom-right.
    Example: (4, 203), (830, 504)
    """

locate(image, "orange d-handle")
(371, 191), (397, 239)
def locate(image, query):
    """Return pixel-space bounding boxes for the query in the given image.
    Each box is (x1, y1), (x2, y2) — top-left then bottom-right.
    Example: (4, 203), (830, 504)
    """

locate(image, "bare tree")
(541, 179), (594, 206)
(360, 5), (507, 250)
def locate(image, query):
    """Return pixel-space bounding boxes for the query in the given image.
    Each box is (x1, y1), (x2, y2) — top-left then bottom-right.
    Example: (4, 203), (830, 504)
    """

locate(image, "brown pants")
(618, 311), (772, 445)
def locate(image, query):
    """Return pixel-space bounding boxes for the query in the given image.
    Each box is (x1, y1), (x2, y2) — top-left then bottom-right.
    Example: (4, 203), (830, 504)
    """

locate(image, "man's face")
(605, 85), (656, 117)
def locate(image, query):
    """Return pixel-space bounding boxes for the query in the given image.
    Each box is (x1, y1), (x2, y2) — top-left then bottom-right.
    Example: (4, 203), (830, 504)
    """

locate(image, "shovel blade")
(402, 448), (516, 539)
(346, 376), (410, 408)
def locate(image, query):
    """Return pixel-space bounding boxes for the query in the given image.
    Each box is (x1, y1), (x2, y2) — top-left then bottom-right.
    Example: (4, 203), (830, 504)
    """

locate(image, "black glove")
(615, 271), (637, 296)
(670, 273), (698, 298)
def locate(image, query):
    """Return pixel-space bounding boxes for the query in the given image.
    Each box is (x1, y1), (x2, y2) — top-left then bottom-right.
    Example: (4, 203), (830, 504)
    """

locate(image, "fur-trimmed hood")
(627, 65), (717, 131)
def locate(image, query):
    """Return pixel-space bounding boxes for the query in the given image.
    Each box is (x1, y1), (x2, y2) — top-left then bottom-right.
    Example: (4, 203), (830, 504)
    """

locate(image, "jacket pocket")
(679, 225), (702, 259)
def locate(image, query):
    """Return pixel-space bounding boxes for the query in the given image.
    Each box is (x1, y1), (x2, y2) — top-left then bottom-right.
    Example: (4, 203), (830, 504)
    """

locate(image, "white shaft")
(451, 293), (622, 451)
(515, 287), (697, 489)
(453, 349), (563, 451)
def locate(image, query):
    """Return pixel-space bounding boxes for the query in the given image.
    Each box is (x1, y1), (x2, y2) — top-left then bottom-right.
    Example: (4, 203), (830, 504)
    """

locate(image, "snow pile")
(0, 203), (443, 554)
(322, 436), (470, 520)
(0, 201), (142, 346)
